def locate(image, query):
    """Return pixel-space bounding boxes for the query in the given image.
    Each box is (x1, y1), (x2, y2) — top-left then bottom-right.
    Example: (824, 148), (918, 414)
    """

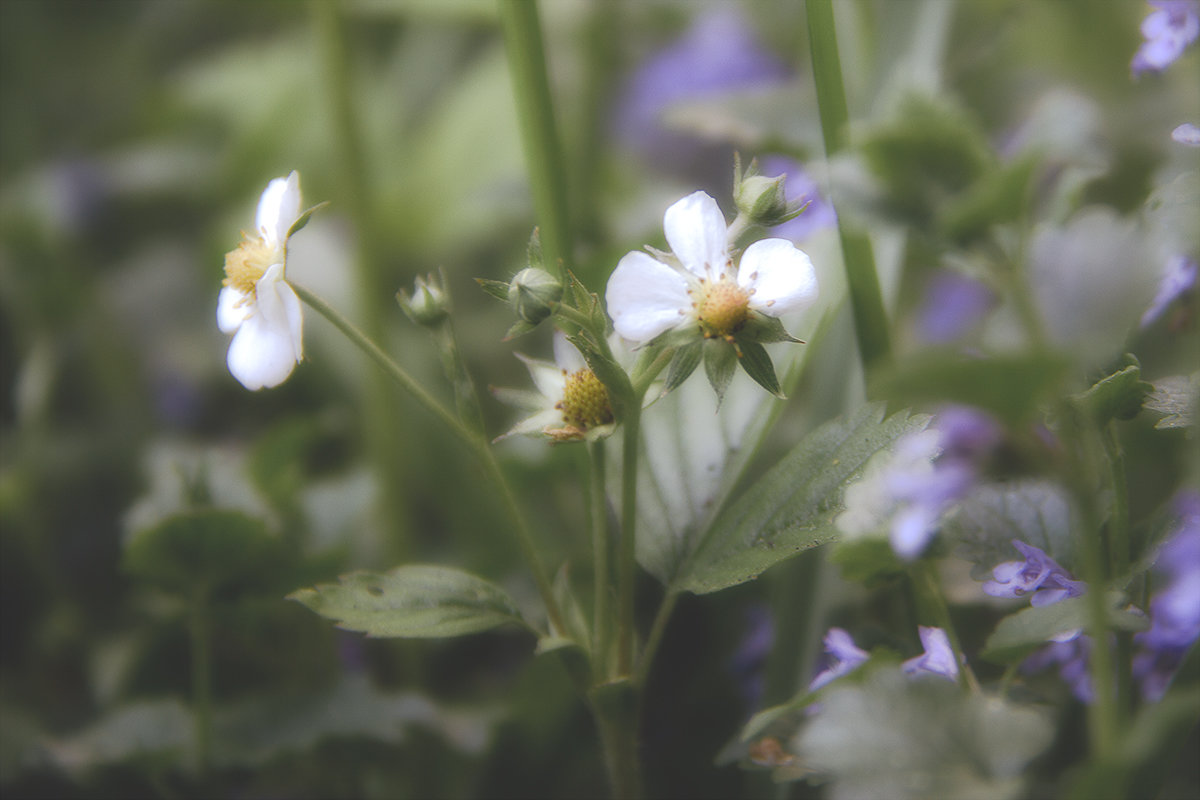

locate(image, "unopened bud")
(735, 173), (792, 227)
(398, 274), (450, 327)
(508, 267), (562, 325)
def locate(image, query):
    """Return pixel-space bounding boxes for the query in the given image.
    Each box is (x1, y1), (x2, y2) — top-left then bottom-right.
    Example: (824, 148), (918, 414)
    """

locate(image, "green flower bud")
(508, 267), (562, 325)
(735, 173), (791, 227)
(398, 274), (450, 327)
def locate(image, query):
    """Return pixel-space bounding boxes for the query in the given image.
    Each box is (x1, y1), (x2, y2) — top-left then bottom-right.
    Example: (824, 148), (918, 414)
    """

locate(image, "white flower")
(218, 172), (304, 390)
(605, 191), (817, 344)
(494, 334), (616, 443)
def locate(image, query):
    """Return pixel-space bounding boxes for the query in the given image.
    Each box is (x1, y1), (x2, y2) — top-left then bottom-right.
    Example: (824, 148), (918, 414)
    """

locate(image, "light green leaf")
(982, 593), (1149, 664)
(672, 404), (929, 594)
(288, 565), (530, 638)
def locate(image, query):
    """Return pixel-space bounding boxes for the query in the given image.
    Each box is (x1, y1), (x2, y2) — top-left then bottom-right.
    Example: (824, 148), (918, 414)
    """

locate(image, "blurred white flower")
(605, 191), (817, 345)
(218, 172), (304, 390)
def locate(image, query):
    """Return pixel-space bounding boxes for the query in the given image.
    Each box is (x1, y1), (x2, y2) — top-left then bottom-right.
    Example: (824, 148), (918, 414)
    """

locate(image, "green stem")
(590, 442), (611, 668)
(293, 283), (567, 637)
(635, 589), (679, 688)
(190, 585), (212, 777)
(805, 0), (891, 372)
(1102, 424), (1130, 580)
(912, 559), (980, 692)
(498, 0), (573, 276)
(617, 405), (641, 676)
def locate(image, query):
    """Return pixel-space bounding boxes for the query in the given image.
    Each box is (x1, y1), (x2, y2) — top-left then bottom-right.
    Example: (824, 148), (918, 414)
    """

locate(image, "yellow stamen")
(697, 280), (750, 338)
(555, 369), (614, 432)
(223, 233), (279, 299)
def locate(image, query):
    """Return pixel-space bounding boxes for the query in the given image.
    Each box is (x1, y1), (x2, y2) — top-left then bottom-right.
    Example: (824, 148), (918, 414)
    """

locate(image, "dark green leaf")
(672, 404), (929, 594)
(288, 565), (530, 638)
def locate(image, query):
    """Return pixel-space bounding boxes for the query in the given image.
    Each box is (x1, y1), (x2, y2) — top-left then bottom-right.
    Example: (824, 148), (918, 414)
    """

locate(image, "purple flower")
(809, 628), (870, 691)
(759, 155), (837, 243)
(901, 626), (960, 682)
(886, 407), (1004, 560)
(1023, 633), (1094, 703)
(915, 271), (997, 344)
(1173, 123), (1200, 145)
(1132, 1), (1200, 76)
(1134, 492), (1200, 700)
(614, 8), (789, 175)
(1140, 255), (1197, 328)
(982, 540), (1086, 607)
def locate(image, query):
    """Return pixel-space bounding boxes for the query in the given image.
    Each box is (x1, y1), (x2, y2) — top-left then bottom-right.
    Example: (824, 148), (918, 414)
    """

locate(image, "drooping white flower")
(605, 191), (817, 345)
(218, 172), (304, 390)
(494, 334), (616, 443)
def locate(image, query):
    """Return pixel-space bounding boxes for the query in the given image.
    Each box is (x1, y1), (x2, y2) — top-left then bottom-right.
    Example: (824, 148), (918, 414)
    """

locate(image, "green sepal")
(504, 319), (538, 340)
(741, 313), (802, 344)
(288, 565), (531, 639)
(737, 340), (784, 398)
(286, 201), (329, 239)
(1071, 355), (1154, 424)
(662, 342), (702, 396)
(703, 339), (738, 405)
(476, 277), (511, 302)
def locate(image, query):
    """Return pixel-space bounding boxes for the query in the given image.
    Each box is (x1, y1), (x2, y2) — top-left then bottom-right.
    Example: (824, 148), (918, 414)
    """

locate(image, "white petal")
(552, 330), (587, 373)
(217, 286), (249, 333)
(225, 264), (303, 390)
(256, 171), (302, 247)
(605, 251), (692, 343)
(738, 238), (818, 316)
(663, 191), (729, 279)
(515, 352), (567, 402)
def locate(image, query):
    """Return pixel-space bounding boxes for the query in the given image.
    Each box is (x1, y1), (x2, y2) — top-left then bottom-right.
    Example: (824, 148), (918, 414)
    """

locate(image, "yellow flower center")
(697, 279), (750, 338)
(223, 233), (279, 299)
(556, 369), (614, 432)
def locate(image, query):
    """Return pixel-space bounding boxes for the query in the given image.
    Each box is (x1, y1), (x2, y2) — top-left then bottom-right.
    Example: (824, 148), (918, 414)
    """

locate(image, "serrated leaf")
(737, 341), (783, 398)
(946, 480), (1076, 579)
(123, 509), (281, 594)
(982, 593), (1149, 664)
(704, 339), (737, 405)
(869, 351), (1071, 424)
(288, 565), (530, 638)
(671, 404), (929, 594)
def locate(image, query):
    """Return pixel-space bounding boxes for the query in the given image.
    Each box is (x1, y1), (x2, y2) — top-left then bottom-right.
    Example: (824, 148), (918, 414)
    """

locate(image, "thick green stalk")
(293, 283), (567, 637)
(498, 0), (573, 276)
(590, 442), (611, 666)
(805, 0), (891, 372)
(616, 405), (641, 676)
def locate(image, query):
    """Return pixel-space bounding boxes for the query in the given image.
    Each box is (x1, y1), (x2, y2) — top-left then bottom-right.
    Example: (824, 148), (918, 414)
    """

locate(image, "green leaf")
(703, 339), (738, 405)
(288, 565), (530, 638)
(869, 351), (1071, 424)
(946, 480), (1075, 578)
(671, 404), (929, 594)
(982, 593), (1149, 664)
(662, 342), (702, 396)
(939, 156), (1037, 245)
(1071, 355), (1154, 424)
(829, 537), (905, 586)
(123, 509), (281, 594)
(736, 341), (784, 398)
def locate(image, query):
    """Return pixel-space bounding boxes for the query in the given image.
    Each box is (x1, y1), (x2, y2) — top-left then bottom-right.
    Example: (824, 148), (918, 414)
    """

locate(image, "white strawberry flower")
(217, 172), (304, 390)
(605, 191), (818, 345)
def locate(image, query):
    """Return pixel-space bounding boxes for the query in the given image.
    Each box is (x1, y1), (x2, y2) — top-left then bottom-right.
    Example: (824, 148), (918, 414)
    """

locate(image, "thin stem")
(805, 0), (891, 372)
(190, 584), (212, 778)
(617, 405), (641, 676)
(498, 0), (573, 276)
(635, 589), (679, 688)
(590, 442), (611, 668)
(1103, 424), (1130, 580)
(912, 559), (980, 692)
(293, 283), (567, 636)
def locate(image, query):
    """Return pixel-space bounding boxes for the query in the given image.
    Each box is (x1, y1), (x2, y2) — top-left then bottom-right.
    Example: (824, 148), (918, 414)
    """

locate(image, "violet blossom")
(808, 628), (870, 692)
(982, 540), (1086, 607)
(1140, 255), (1197, 328)
(901, 626), (961, 682)
(1132, 1), (1200, 76)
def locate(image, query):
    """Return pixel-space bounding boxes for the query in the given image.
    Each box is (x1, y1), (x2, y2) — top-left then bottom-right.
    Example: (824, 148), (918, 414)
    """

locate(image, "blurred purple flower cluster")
(1132, 1), (1200, 76)
(808, 625), (958, 694)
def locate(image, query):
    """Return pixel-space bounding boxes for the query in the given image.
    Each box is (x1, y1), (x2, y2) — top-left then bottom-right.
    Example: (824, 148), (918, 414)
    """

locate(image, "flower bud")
(735, 173), (792, 227)
(508, 267), (562, 325)
(398, 274), (450, 327)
